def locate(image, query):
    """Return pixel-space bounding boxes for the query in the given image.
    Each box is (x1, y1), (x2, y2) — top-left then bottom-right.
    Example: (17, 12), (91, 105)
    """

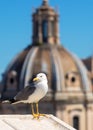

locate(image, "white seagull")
(4, 73), (48, 118)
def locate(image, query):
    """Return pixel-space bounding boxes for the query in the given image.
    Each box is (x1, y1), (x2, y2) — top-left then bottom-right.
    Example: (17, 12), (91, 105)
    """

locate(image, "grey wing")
(14, 83), (36, 100)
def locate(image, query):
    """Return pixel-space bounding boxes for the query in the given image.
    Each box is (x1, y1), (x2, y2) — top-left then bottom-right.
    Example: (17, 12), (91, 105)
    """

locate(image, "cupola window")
(10, 77), (14, 84)
(35, 21), (38, 37)
(6, 71), (17, 91)
(71, 77), (76, 83)
(42, 20), (48, 42)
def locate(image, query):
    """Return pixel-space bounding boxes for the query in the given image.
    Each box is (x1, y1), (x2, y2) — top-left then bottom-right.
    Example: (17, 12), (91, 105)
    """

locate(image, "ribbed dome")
(1, 44), (92, 99)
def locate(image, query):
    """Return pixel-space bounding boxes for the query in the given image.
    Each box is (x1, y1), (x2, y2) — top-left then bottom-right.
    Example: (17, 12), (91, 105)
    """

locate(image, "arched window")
(7, 71), (17, 91)
(35, 21), (38, 37)
(42, 20), (48, 42)
(73, 116), (79, 130)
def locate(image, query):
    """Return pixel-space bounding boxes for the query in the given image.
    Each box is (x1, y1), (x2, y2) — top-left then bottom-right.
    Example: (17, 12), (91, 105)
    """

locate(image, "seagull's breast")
(28, 81), (48, 103)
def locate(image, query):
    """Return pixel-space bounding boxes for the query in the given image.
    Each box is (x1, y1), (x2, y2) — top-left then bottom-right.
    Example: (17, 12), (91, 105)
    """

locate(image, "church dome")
(1, 0), (92, 100)
(1, 44), (92, 99)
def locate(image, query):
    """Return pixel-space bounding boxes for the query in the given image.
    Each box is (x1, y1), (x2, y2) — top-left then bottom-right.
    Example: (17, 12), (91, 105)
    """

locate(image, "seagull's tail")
(2, 99), (17, 104)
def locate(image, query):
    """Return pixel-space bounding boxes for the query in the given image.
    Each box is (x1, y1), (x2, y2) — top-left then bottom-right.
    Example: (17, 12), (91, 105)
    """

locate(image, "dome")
(1, 44), (92, 99)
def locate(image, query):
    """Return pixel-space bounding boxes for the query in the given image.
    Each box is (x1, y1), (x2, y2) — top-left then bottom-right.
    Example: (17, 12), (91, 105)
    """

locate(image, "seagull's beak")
(33, 77), (39, 82)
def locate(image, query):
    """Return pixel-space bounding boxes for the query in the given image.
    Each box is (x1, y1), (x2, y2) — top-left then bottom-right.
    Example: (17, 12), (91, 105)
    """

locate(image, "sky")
(0, 0), (93, 80)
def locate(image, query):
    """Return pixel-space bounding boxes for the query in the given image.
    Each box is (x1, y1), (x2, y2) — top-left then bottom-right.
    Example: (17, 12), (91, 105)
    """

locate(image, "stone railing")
(0, 115), (76, 130)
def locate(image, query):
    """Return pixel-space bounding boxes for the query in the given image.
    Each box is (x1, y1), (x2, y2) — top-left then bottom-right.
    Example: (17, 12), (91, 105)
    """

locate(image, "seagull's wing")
(14, 83), (36, 101)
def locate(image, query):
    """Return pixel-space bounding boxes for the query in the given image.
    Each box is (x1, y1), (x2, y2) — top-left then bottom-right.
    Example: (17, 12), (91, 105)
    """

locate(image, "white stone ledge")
(0, 115), (76, 130)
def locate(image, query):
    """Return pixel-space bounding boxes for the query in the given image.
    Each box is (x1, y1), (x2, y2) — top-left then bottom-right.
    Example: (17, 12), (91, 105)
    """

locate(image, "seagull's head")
(33, 73), (48, 83)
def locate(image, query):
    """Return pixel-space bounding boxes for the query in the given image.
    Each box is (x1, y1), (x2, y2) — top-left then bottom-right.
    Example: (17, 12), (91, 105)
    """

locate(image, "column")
(55, 16), (60, 44)
(47, 18), (52, 43)
(87, 106), (92, 130)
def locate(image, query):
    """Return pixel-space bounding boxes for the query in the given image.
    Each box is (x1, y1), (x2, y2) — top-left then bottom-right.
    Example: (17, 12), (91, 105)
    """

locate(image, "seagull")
(3, 73), (48, 118)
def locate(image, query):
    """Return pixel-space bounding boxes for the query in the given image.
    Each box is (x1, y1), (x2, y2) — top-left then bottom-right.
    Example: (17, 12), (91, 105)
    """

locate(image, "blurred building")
(0, 0), (93, 130)
(82, 56), (93, 88)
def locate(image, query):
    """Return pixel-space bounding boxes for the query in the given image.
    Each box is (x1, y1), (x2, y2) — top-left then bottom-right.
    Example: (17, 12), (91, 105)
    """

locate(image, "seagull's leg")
(36, 102), (47, 118)
(31, 103), (36, 118)
(36, 102), (39, 115)
(36, 102), (40, 117)
(32, 102), (47, 119)
(31, 103), (39, 119)
(32, 102), (39, 119)
(32, 102), (40, 119)
(31, 103), (34, 115)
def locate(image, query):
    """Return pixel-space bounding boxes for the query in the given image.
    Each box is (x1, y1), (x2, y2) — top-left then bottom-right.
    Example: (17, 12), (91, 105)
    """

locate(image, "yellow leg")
(31, 103), (39, 119)
(31, 103), (35, 115)
(36, 102), (47, 118)
(31, 102), (47, 119)
(36, 102), (39, 114)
